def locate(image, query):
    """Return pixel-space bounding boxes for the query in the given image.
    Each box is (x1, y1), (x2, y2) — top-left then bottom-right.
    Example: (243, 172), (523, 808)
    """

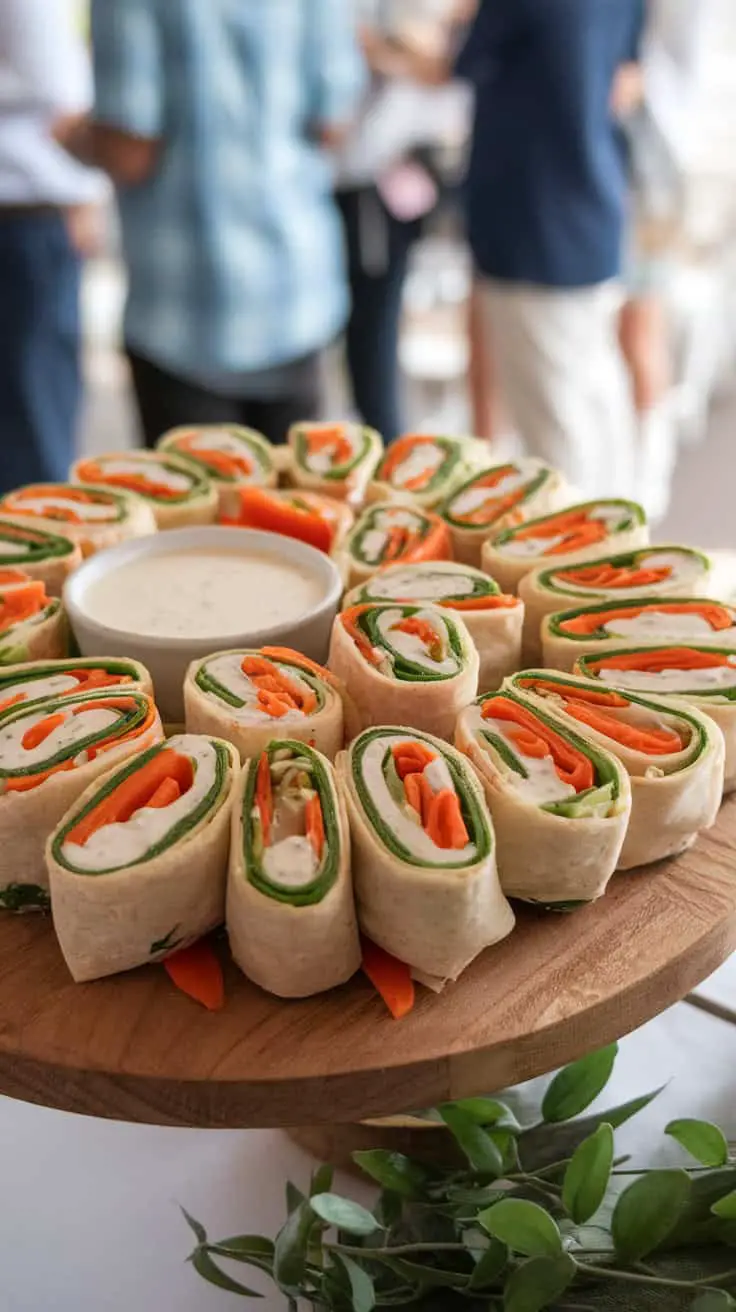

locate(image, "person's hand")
(65, 203), (105, 258)
(610, 62), (645, 119)
(52, 112), (89, 154)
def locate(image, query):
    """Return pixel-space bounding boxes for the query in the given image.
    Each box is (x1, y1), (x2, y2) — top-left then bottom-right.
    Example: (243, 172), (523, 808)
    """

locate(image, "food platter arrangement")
(0, 421), (734, 1027)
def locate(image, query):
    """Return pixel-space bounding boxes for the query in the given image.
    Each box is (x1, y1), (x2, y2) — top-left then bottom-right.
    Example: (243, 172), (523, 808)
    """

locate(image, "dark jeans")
(126, 349), (321, 447)
(0, 209), (81, 492)
(336, 187), (421, 443)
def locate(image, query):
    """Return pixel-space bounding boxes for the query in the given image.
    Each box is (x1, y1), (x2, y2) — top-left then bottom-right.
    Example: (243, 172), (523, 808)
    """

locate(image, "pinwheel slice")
(157, 425), (276, 515)
(222, 486), (353, 556)
(0, 656), (152, 715)
(0, 688), (163, 910)
(508, 671), (724, 869)
(543, 597), (736, 671)
(287, 421), (382, 504)
(519, 545), (715, 665)
(47, 734), (239, 982)
(228, 739), (360, 997)
(0, 518), (81, 595)
(0, 575), (66, 665)
(481, 499), (648, 594)
(340, 501), (452, 589)
(329, 602), (479, 740)
(440, 459), (568, 566)
(575, 645), (736, 793)
(456, 689), (631, 906)
(368, 433), (486, 510)
(344, 559), (523, 692)
(71, 451), (217, 529)
(336, 727), (514, 983)
(0, 483), (157, 556)
(184, 647), (346, 761)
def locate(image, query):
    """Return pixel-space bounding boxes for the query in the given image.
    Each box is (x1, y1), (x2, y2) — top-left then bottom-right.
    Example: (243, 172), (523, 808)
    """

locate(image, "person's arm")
(56, 0), (163, 186)
(305, 0), (368, 148)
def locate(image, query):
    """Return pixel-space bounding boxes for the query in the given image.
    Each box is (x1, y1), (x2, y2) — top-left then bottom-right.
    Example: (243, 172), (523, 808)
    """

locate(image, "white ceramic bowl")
(64, 526), (343, 723)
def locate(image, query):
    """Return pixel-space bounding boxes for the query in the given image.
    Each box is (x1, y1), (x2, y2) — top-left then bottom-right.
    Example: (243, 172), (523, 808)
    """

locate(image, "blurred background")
(70, 0), (736, 547)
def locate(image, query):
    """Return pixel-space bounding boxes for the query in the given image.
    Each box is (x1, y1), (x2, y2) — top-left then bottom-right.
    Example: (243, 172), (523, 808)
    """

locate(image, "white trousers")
(479, 279), (638, 502)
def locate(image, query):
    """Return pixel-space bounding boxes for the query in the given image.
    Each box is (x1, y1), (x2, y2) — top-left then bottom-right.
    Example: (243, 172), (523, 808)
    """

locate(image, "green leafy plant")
(184, 1043), (736, 1309)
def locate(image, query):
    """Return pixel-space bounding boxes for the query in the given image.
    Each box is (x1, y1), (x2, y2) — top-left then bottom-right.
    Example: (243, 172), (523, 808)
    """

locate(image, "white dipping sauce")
(83, 548), (324, 639)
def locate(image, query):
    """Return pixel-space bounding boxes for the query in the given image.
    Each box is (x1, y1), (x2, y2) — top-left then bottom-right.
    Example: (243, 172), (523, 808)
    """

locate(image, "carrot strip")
(425, 789), (469, 849)
(482, 696), (594, 792)
(0, 569), (32, 588)
(304, 425), (353, 468)
(1, 485), (99, 524)
(227, 488), (333, 553)
(589, 647), (735, 674)
(79, 696), (157, 760)
(377, 435), (437, 486)
(164, 940), (225, 1012)
(0, 581), (49, 631)
(70, 668), (134, 693)
(556, 562), (672, 589)
(392, 742), (436, 779)
(511, 508), (611, 556)
(443, 594), (519, 611)
(4, 759), (76, 792)
(256, 752), (272, 846)
(561, 601), (734, 637)
(21, 712), (65, 751)
(65, 750), (194, 846)
(305, 793), (325, 859)
(75, 459), (183, 500)
(393, 615), (443, 659)
(340, 605), (383, 666)
(173, 434), (252, 481)
(516, 677), (629, 708)
(0, 693), (25, 715)
(403, 771), (424, 818)
(361, 937), (415, 1020)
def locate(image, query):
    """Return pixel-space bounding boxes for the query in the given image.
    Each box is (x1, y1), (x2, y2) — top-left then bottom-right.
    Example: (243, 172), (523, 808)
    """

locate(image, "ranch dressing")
(603, 611), (736, 643)
(365, 566), (478, 603)
(82, 548), (324, 639)
(466, 705), (576, 805)
(450, 468), (529, 519)
(595, 662), (736, 694)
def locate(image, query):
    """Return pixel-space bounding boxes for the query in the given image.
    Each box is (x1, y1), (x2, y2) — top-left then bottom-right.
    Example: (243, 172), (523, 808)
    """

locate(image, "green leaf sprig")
(185, 1044), (736, 1309)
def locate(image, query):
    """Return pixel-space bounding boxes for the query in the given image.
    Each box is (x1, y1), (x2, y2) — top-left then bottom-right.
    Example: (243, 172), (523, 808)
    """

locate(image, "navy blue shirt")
(457, 0), (644, 288)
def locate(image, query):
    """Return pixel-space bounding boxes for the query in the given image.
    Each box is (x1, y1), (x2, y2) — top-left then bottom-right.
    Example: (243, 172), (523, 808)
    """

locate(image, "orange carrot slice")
(561, 602), (734, 637)
(241, 655), (319, 715)
(511, 508), (611, 556)
(164, 940), (225, 1011)
(517, 676), (684, 753)
(340, 605), (383, 666)
(75, 459), (183, 500)
(443, 594), (519, 611)
(4, 760), (76, 792)
(377, 435), (437, 487)
(304, 425), (354, 468)
(65, 750), (194, 846)
(515, 677), (629, 709)
(482, 696), (594, 792)
(361, 936), (415, 1019)
(392, 742), (437, 779)
(393, 615), (443, 659)
(556, 561), (672, 590)
(21, 712), (65, 751)
(173, 434), (252, 481)
(0, 580), (48, 631)
(1, 485), (101, 524)
(227, 488), (333, 553)
(0, 568), (32, 587)
(425, 789), (469, 849)
(305, 793), (325, 859)
(0, 693), (25, 715)
(589, 647), (735, 674)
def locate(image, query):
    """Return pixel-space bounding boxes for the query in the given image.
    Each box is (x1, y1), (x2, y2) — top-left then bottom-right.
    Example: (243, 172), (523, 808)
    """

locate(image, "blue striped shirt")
(91, 0), (365, 379)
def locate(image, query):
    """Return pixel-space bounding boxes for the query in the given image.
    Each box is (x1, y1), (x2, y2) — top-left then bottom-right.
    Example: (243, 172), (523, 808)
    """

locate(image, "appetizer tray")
(0, 795), (734, 1129)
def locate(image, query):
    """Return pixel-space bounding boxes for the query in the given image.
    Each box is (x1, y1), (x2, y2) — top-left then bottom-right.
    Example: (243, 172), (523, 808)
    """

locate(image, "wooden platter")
(1, 795), (736, 1130)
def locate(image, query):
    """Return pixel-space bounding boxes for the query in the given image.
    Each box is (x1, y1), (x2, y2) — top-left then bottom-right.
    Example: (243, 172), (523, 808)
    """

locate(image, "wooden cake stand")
(1, 795), (735, 1133)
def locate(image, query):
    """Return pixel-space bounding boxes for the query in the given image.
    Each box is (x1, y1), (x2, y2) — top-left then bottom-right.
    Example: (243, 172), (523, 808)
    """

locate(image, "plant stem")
(328, 1241), (473, 1258)
(579, 1261), (699, 1291)
(693, 1269), (736, 1287)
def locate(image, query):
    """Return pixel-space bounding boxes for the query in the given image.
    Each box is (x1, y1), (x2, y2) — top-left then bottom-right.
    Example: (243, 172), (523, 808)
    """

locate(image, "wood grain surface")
(1, 797), (735, 1129)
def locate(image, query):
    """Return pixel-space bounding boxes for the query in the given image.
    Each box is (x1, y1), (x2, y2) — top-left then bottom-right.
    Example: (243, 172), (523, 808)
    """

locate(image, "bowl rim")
(63, 525), (343, 652)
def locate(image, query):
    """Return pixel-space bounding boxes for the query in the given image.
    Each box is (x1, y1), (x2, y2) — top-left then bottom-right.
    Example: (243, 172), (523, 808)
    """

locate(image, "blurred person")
(335, 0), (472, 441)
(455, 0), (646, 498)
(57, 0), (365, 446)
(0, 0), (105, 491)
